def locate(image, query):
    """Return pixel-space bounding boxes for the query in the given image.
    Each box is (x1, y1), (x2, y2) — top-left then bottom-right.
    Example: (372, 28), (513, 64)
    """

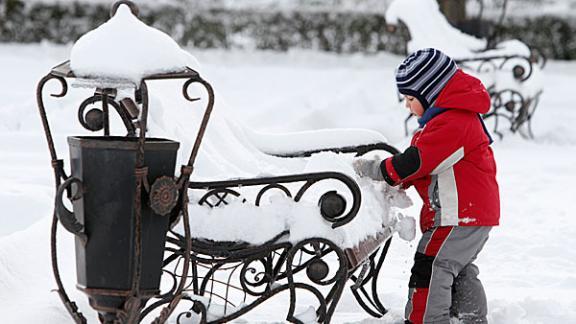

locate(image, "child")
(353, 48), (499, 324)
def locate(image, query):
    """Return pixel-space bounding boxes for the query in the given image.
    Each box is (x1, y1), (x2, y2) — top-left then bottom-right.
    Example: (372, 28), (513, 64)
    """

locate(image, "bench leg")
(349, 237), (392, 318)
(285, 238), (348, 324)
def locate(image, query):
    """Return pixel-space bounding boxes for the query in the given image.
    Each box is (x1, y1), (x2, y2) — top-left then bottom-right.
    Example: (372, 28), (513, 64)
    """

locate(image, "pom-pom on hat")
(395, 48), (458, 110)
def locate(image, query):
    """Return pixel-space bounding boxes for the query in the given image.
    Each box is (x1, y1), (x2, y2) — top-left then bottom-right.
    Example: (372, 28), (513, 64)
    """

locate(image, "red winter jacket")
(382, 70), (500, 233)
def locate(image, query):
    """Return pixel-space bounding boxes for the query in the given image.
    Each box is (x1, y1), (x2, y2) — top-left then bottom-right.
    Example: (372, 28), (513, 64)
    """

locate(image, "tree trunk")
(437, 0), (467, 26)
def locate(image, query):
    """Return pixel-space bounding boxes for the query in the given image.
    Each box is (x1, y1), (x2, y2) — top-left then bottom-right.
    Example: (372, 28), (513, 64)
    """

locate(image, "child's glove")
(352, 158), (384, 181)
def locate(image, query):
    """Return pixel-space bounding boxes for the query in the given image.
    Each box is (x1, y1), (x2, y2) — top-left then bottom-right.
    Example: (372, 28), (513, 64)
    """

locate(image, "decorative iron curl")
(49, 76), (68, 98)
(198, 188), (247, 208)
(486, 88), (528, 139)
(498, 55), (534, 82)
(285, 238), (348, 324)
(240, 257), (272, 297)
(276, 246), (332, 280)
(181, 74), (215, 168)
(37, 73), (69, 162)
(476, 59), (498, 74)
(140, 289), (207, 324)
(456, 55), (536, 82)
(529, 46), (547, 69)
(37, 73), (87, 324)
(190, 172), (360, 229)
(182, 78), (203, 103)
(77, 94), (136, 135)
(176, 296), (207, 324)
(293, 174), (360, 228)
(292, 242), (343, 287)
(255, 184), (292, 206)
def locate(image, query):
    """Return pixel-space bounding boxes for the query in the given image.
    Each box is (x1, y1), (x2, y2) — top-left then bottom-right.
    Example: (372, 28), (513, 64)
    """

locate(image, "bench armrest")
(188, 171), (361, 229)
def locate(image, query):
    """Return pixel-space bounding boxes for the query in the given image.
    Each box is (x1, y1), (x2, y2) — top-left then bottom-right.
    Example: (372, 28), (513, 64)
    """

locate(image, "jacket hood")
(433, 69), (491, 114)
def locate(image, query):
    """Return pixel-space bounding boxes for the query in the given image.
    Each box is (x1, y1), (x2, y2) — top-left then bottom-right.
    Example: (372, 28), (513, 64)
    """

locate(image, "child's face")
(404, 95), (424, 117)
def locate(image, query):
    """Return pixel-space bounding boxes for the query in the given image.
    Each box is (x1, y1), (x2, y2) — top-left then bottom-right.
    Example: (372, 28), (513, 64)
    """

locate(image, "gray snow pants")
(405, 226), (492, 324)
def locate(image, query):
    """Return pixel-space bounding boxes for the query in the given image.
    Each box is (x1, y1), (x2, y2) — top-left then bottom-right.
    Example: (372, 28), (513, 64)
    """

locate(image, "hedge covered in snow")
(500, 16), (576, 60)
(1, 0), (575, 59)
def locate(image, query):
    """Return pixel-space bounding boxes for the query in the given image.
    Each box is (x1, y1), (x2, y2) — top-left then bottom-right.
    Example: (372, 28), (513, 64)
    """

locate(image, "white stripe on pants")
(405, 226), (492, 324)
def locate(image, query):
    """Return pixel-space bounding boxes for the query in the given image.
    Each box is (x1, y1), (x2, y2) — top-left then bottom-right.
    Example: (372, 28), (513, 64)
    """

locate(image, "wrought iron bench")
(385, 0), (546, 139)
(140, 143), (402, 323)
(453, 51), (545, 139)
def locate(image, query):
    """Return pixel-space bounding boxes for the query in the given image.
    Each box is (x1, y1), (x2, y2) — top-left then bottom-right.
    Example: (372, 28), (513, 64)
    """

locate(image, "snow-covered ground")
(1, 43), (576, 323)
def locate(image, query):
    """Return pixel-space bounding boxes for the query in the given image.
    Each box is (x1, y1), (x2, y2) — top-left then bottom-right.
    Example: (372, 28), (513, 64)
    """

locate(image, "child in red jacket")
(354, 48), (500, 324)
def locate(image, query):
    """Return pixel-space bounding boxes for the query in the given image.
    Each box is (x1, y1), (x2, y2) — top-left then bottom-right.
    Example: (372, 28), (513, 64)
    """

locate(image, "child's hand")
(352, 158), (384, 181)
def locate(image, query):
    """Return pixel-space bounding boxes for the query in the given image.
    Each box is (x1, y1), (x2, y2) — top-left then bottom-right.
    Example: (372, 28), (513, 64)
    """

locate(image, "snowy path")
(1, 44), (576, 323)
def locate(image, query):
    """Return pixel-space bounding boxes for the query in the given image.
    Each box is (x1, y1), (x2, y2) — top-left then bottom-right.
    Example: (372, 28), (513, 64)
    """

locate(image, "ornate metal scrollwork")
(140, 142), (399, 323)
(54, 177), (88, 245)
(77, 94), (137, 136)
(499, 56), (533, 82)
(154, 234), (349, 323)
(190, 171), (361, 229)
(175, 297), (208, 324)
(240, 256), (274, 296)
(198, 188), (247, 207)
(458, 54), (537, 82)
(255, 184), (292, 206)
(485, 87), (542, 139)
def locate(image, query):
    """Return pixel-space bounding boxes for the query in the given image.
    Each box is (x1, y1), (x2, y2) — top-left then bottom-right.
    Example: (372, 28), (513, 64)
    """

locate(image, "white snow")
(247, 128), (389, 156)
(0, 42), (575, 324)
(70, 4), (193, 85)
(392, 214), (416, 242)
(386, 0), (486, 58)
(295, 305), (319, 323)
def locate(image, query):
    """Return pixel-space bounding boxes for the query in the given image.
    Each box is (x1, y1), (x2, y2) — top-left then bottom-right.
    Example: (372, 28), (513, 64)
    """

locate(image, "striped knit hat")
(395, 48), (458, 110)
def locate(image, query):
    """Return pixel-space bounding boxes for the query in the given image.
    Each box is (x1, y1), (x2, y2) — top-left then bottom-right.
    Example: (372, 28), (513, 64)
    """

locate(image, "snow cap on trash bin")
(395, 48), (458, 110)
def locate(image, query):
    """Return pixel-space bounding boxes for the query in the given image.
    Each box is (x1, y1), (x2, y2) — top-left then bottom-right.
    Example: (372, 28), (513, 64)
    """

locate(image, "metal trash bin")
(56, 136), (179, 321)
